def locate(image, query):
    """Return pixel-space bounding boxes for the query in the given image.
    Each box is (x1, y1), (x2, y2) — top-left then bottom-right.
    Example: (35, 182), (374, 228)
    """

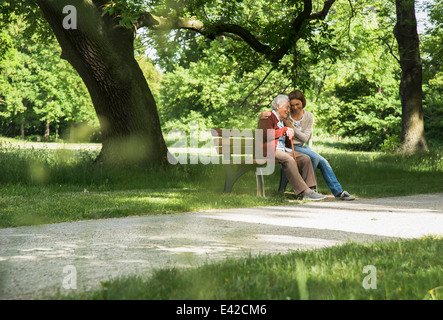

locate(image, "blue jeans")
(293, 145), (343, 197)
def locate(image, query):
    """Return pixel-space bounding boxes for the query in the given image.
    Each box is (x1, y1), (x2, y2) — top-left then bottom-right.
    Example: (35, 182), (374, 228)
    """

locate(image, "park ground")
(0, 138), (442, 300)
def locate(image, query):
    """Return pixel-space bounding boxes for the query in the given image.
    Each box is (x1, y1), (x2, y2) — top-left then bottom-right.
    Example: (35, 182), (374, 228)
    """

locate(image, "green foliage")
(101, 0), (149, 29)
(422, 0), (443, 145)
(0, 19), (98, 140)
(423, 79), (443, 145)
(0, 27), (13, 62)
(314, 78), (401, 151)
(135, 52), (163, 101)
(150, 0), (411, 151)
(285, 0), (404, 150)
(141, 0), (339, 76)
(0, 0), (53, 43)
(162, 110), (215, 137)
(2, 0), (442, 149)
(157, 38), (290, 130)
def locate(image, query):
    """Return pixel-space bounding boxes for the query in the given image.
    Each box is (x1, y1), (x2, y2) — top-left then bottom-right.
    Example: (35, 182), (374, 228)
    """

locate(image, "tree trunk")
(44, 118), (50, 140)
(36, 0), (169, 166)
(70, 122), (75, 142)
(393, 0), (428, 154)
(20, 116), (25, 141)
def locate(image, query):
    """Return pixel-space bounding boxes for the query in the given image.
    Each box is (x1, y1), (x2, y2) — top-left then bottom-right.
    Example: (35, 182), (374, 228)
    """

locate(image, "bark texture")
(36, 0), (169, 166)
(394, 0), (428, 154)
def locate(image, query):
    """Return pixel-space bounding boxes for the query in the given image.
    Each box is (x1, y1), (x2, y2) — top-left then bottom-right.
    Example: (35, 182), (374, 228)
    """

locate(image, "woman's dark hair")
(288, 90), (306, 108)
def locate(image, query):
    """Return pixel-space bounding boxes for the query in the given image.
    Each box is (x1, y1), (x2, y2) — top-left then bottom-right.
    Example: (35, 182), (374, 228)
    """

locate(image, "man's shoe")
(303, 190), (326, 201)
(336, 190), (355, 201)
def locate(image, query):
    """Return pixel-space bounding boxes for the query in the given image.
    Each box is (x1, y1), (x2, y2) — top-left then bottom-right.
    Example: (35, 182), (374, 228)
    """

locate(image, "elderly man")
(257, 94), (325, 201)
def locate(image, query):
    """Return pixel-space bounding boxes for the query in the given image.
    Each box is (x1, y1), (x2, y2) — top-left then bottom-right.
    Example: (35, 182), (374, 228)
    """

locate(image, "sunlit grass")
(0, 185), (294, 228)
(313, 138), (443, 198)
(1, 137), (442, 228)
(2, 138), (442, 301)
(55, 237), (443, 300)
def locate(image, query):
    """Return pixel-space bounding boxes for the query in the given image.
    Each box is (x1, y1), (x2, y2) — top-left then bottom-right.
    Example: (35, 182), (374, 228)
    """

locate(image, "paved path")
(1, 193), (442, 300)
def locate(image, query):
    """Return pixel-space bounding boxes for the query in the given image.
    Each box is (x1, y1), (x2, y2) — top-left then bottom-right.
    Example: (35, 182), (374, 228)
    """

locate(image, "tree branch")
(137, 12), (205, 33)
(137, 0), (336, 63)
(309, 0), (336, 20)
(239, 67), (274, 107)
(382, 38), (401, 64)
(346, 0), (355, 41)
(137, 12), (273, 57)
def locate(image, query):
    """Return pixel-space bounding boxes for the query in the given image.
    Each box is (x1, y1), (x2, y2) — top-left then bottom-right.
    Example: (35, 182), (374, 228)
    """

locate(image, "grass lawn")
(55, 237), (443, 300)
(1, 137), (442, 300)
(1, 137), (442, 228)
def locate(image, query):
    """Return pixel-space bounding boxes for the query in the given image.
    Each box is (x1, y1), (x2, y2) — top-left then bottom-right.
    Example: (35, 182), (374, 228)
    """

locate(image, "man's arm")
(258, 113), (287, 142)
(257, 110), (272, 120)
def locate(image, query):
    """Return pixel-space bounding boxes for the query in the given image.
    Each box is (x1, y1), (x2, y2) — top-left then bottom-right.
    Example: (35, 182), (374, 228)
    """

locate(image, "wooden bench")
(211, 129), (288, 197)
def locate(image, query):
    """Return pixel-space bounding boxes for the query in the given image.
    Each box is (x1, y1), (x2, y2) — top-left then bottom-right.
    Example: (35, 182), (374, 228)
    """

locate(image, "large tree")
(33, 0), (169, 166)
(394, 0), (428, 154)
(1, 0), (336, 166)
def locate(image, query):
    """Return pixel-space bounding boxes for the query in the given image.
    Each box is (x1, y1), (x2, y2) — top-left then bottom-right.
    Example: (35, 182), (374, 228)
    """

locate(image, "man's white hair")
(272, 94), (289, 110)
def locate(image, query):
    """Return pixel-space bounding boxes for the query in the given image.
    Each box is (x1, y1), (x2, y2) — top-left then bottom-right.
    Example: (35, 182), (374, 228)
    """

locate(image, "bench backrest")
(211, 129), (271, 164)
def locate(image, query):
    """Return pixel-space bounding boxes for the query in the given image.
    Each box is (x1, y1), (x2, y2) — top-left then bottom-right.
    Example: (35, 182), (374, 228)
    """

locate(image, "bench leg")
(256, 168), (265, 197)
(278, 166), (289, 192)
(223, 165), (253, 193)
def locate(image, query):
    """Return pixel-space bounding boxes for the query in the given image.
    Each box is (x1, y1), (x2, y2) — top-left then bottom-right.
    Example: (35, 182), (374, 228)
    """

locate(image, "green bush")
(312, 77), (401, 151)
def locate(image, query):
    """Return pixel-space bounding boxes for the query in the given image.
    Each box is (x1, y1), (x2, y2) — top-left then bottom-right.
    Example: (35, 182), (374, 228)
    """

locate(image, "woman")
(257, 94), (326, 201)
(259, 90), (355, 200)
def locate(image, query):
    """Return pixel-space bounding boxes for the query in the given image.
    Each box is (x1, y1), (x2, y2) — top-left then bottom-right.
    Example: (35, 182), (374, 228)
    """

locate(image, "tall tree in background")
(394, 0), (429, 154)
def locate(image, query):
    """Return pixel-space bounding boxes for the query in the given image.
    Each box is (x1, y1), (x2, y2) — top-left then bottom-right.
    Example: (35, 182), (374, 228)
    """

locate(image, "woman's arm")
(257, 110), (272, 120)
(291, 113), (313, 144)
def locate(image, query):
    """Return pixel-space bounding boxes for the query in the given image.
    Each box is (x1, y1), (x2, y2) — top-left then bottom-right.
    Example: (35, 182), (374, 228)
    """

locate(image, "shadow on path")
(0, 193), (442, 299)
